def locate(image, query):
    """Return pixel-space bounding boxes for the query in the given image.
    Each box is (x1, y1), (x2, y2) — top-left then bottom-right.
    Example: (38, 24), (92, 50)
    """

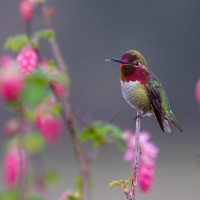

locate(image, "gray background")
(0, 0), (200, 199)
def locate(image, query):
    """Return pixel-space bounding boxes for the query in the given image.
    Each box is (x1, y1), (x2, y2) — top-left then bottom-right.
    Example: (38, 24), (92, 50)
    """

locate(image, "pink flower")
(3, 148), (27, 188)
(138, 164), (154, 193)
(51, 82), (65, 97)
(35, 97), (62, 143)
(0, 57), (24, 102)
(17, 47), (38, 75)
(195, 79), (200, 104)
(19, 0), (34, 21)
(122, 130), (159, 193)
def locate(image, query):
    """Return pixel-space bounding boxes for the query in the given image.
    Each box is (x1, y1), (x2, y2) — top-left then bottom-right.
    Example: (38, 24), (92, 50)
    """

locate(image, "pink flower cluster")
(195, 79), (200, 104)
(17, 46), (38, 75)
(35, 97), (63, 143)
(0, 56), (24, 102)
(3, 147), (27, 188)
(122, 130), (159, 193)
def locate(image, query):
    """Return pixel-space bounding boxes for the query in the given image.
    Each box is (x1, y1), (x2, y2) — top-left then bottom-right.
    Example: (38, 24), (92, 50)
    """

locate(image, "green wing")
(145, 72), (183, 133)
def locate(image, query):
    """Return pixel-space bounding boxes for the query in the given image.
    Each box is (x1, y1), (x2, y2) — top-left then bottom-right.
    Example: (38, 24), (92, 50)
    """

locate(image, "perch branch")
(128, 109), (141, 200)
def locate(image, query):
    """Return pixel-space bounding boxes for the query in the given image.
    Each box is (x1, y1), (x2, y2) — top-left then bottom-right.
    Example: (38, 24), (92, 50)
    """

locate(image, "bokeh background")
(0, 0), (200, 199)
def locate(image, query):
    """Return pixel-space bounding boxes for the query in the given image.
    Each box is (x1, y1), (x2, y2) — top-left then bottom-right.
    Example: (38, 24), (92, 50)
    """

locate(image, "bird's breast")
(120, 80), (151, 112)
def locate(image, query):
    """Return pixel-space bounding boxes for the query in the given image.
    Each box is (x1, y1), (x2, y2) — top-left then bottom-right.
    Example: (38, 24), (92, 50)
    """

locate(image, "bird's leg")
(134, 115), (142, 121)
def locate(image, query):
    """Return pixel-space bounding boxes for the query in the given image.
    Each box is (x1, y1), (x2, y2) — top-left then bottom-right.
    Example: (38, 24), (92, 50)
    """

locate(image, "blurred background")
(0, 0), (200, 199)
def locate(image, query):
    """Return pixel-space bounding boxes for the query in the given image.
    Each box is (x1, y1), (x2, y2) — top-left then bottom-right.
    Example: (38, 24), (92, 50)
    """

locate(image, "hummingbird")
(106, 50), (183, 133)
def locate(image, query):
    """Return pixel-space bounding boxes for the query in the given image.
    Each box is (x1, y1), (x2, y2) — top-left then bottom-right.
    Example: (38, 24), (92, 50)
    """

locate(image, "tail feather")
(171, 120), (183, 133)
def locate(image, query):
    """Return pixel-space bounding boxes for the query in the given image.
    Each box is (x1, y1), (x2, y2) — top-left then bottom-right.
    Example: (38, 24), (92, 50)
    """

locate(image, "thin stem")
(38, 3), (91, 200)
(128, 109), (141, 200)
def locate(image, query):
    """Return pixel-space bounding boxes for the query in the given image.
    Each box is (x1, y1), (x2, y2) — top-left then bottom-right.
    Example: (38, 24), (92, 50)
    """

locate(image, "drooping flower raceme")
(3, 147), (27, 188)
(17, 46), (38, 75)
(195, 79), (200, 104)
(35, 97), (63, 143)
(122, 130), (159, 193)
(0, 56), (24, 102)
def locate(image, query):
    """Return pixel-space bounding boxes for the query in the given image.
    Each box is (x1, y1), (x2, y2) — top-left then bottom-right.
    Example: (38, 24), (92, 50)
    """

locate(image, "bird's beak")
(105, 58), (127, 64)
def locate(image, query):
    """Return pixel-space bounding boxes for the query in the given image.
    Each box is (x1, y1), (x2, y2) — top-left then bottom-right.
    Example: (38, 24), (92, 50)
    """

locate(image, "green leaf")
(4, 34), (29, 52)
(35, 29), (55, 40)
(44, 170), (59, 186)
(51, 103), (62, 116)
(24, 132), (45, 154)
(79, 121), (124, 150)
(68, 195), (78, 200)
(0, 189), (18, 200)
(79, 127), (96, 141)
(22, 69), (50, 106)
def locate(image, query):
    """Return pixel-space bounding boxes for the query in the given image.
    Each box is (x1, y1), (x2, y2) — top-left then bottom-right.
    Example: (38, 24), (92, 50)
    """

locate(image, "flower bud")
(19, 0), (34, 21)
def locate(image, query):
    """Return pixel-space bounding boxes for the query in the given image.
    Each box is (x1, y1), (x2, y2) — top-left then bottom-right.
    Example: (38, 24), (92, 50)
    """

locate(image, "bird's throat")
(120, 65), (150, 84)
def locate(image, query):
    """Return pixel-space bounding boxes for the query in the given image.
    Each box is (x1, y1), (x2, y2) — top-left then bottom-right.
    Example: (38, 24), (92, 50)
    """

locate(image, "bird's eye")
(135, 61), (140, 66)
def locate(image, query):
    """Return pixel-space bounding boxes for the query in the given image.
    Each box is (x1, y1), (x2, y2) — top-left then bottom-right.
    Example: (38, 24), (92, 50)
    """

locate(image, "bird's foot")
(134, 115), (142, 120)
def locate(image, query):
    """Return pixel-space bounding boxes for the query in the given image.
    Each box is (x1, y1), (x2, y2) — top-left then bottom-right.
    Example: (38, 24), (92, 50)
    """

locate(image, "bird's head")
(106, 50), (149, 84)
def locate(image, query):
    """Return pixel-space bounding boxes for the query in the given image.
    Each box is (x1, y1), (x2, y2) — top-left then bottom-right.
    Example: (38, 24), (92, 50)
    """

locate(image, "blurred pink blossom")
(138, 164), (154, 193)
(19, 0), (34, 21)
(35, 97), (62, 143)
(195, 79), (200, 104)
(3, 148), (27, 188)
(122, 130), (159, 193)
(17, 47), (38, 75)
(51, 82), (65, 97)
(0, 56), (24, 102)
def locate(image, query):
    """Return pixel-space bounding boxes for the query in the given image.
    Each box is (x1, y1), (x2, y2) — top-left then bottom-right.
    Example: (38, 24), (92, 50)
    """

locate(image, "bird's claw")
(134, 115), (142, 121)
